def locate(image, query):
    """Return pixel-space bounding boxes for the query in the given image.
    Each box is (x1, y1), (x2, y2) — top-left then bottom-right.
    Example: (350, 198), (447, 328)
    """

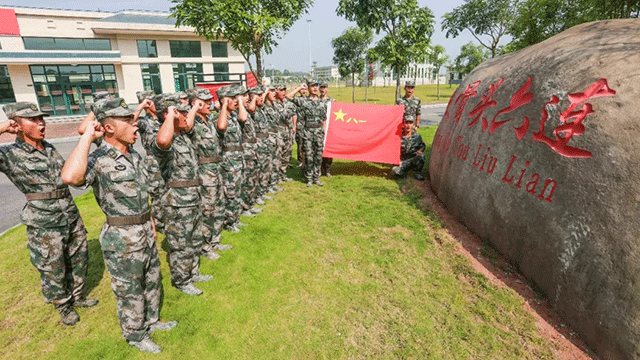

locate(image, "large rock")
(429, 19), (640, 360)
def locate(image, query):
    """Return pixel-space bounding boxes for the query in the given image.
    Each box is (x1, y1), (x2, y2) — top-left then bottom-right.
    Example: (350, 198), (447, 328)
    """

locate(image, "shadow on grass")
(85, 238), (105, 295)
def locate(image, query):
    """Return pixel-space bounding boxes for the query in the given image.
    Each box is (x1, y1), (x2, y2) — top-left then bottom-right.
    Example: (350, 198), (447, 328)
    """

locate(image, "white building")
(370, 60), (446, 87)
(0, 7), (247, 117)
(313, 65), (339, 81)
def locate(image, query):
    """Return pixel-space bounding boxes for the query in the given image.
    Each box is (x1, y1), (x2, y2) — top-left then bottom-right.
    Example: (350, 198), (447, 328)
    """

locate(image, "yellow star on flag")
(333, 108), (347, 122)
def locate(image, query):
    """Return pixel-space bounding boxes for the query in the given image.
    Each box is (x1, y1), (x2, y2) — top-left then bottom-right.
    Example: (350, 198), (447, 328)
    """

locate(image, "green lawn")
(329, 84), (458, 105)
(0, 127), (555, 359)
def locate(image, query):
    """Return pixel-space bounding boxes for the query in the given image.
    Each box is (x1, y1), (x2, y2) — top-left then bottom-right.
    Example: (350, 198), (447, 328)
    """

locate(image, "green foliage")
(508, 0), (640, 50)
(428, 45), (449, 99)
(336, 0), (435, 101)
(442, 0), (518, 58)
(331, 27), (373, 103)
(454, 42), (489, 78)
(171, 0), (313, 81)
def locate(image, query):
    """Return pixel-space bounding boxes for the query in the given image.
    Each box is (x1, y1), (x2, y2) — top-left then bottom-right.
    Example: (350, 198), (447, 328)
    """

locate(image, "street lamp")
(306, 19), (312, 76)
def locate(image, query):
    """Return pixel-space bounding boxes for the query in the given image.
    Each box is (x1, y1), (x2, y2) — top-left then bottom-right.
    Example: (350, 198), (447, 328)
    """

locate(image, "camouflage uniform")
(82, 142), (162, 342)
(0, 137), (88, 311)
(261, 102), (281, 189)
(251, 104), (272, 198)
(291, 95), (328, 183)
(153, 130), (203, 288)
(190, 112), (225, 250)
(216, 108), (244, 228)
(396, 83), (421, 126)
(274, 98), (296, 181)
(136, 112), (165, 233)
(240, 112), (259, 209)
(396, 125), (426, 177)
(295, 96), (306, 168)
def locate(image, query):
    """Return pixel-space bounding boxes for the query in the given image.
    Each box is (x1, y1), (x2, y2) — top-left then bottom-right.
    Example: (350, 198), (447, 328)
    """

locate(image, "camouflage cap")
(404, 113), (416, 123)
(405, 80), (416, 87)
(216, 86), (231, 99)
(176, 91), (188, 99)
(3, 102), (49, 119)
(136, 90), (155, 102)
(225, 85), (244, 97)
(277, 83), (287, 90)
(307, 79), (319, 86)
(168, 93), (191, 111)
(93, 91), (111, 101)
(94, 98), (134, 122)
(248, 86), (265, 95)
(195, 88), (213, 101)
(320, 80), (329, 88)
(155, 94), (190, 113)
(186, 88), (198, 101)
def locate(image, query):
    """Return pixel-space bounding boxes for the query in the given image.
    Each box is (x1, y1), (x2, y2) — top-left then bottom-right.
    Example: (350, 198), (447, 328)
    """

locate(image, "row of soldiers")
(0, 78), (333, 353)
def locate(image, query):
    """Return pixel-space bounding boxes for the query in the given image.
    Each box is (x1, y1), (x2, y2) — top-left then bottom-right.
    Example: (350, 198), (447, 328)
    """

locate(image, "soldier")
(391, 114), (426, 180)
(261, 86), (284, 193)
(215, 85), (248, 232)
(61, 98), (175, 353)
(247, 86), (272, 204)
(275, 84), (296, 182)
(76, 91), (112, 139)
(319, 81), (335, 177)
(0, 102), (96, 326)
(154, 95), (211, 296)
(238, 87), (263, 217)
(396, 80), (422, 129)
(188, 88), (233, 259)
(177, 91), (189, 105)
(287, 80), (328, 187)
(295, 85), (307, 170)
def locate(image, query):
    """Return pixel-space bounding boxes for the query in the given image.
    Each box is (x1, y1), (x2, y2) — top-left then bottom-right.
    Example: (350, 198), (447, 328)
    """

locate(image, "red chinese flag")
(323, 102), (403, 165)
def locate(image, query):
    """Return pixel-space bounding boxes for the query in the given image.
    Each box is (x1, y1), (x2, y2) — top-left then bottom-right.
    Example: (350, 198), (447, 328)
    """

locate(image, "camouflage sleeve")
(291, 96), (304, 108)
(416, 99), (422, 115)
(416, 134), (426, 152)
(0, 144), (9, 175)
(396, 99), (402, 105)
(80, 151), (99, 189)
(151, 140), (172, 174)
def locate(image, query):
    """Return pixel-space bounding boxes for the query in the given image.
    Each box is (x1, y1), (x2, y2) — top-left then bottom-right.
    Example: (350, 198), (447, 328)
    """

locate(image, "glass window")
(141, 64), (162, 95)
(211, 42), (228, 57)
(172, 63), (203, 91)
(0, 66), (16, 104)
(137, 40), (158, 58)
(213, 63), (229, 81)
(169, 41), (201, 58)
(23, 37), (111, 51)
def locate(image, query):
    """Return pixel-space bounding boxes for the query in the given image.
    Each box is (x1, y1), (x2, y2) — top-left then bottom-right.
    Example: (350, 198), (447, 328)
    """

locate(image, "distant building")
(370, 60), (446, 86)
(0, 7), (247, 116)
(313, 65), (339, 81)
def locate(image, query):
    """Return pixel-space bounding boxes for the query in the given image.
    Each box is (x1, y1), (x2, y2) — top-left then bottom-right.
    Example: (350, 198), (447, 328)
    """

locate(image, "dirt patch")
(379, 225), (413, 239)
(402, 178), (598, 360)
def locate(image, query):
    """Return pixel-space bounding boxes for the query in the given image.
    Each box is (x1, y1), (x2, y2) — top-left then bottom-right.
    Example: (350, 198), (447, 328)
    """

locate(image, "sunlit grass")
(330, 84), (458, 105)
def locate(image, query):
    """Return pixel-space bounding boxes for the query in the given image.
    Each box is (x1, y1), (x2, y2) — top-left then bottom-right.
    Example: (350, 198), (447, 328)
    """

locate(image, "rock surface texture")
(428, 19), (640, 360)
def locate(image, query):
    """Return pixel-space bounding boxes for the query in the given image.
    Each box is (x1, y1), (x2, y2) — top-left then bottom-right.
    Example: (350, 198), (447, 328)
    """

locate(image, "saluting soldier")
(396, 80), (422, 128)
(61, 98), (176, 353)
(187, 88), (233, 259)
(261, 85), (284, 193)
(319, 80), (335, 177)
(154, 95), (211, 296)
(215, 85), (248, 232)
(295, 85), (307, 170)
(238, 87), (263, 217)
(275, 84), (296, 182)
(287, 79), (328, 187)
(247, 86), (272, 204)
(391, 114), (426, 180)
(0, 102), (96, 326)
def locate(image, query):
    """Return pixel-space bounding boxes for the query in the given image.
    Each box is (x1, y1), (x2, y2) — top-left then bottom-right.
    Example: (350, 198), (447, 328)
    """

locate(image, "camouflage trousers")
(102, 222), (162, 342)
(198, 164), (224, 252)
(221, 151), (244, 226)
(143, 155), (166, 234)
(277, 128), (293, 180)
(255, 140), (272, 198)
(164, 206), (203, 287)
(399, 154), (425, 174)
(266, 134), (281, 189)
(26, 217), (87, 309)
(302, 127), (325, 182)
(241, 144), (259, 209)
(296, 129), (305, 166)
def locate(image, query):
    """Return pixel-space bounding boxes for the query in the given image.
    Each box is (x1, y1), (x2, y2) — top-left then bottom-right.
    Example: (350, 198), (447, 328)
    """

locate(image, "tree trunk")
(351, 72), (356, 103)
(437, 73), (440, 100)
(365, 78), (369, 103)
(395, 64), (402, 102)
(254, 48), (263, 83)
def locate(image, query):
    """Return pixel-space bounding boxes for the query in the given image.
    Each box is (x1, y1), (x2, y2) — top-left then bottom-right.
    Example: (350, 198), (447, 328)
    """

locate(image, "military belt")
(106, 212), (151, 227)
(255, 133), (268, 139)
(25, 188), (70, 201)
(306, 123), (323, 128)
(244, 138), (258, 143)
(197, 156), (222, 165)
(223, 145), (243, 152)
(166, 179), (200, 188)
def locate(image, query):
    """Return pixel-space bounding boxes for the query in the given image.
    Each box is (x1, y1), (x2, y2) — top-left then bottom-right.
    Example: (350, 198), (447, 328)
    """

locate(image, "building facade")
(0, 7), (247, 117)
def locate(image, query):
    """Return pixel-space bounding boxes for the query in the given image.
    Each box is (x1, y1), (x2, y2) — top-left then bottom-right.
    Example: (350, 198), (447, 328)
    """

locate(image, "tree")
(171, 0), (313, 82)
(337, 0), (435, 101)
(454, 42), (489, 78)
(331, 27), (373, 103)
(442, 0), (518, 58)
(509, 0), (640, 51)
(428, 45), (449, 100)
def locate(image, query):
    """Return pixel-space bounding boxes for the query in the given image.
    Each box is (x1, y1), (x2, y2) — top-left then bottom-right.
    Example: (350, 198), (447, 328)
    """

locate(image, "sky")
(0, 0), (476, 73)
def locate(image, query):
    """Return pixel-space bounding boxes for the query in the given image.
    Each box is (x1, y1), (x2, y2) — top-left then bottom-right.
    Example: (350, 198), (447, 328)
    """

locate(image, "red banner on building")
(323, 102), (404, 165)
(0, 9), (20, 36)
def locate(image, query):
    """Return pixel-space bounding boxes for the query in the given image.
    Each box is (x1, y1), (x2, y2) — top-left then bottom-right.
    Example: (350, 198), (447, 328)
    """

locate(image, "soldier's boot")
(237, 222), (249, 227)
(149, 321), (178, 333)
(306, 181), (313, 187)
(241, 210), (256, 217)
(203, 250), (220, 260)
(261, 195), (273, 201)
(249, 207), (262, 214)
(274, 186), (284, 192)
(314, 180), (324, 187)
(58, 305), (80, 326)
(225, 225), (241, 233)
(391, 166), (405, 178)
(326, 172), (332, 178)
(176, 283), (203, 296)
(192, 274), (213, 282)
(213, 244), (233, 251)
(413, 173), (425, 180)
(129, 336), (162, 353)
(267, 188), (278, 194)
(74, 298), (99, 308)
(255, 198), (266, 205)
(283, 177), (294, 182)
